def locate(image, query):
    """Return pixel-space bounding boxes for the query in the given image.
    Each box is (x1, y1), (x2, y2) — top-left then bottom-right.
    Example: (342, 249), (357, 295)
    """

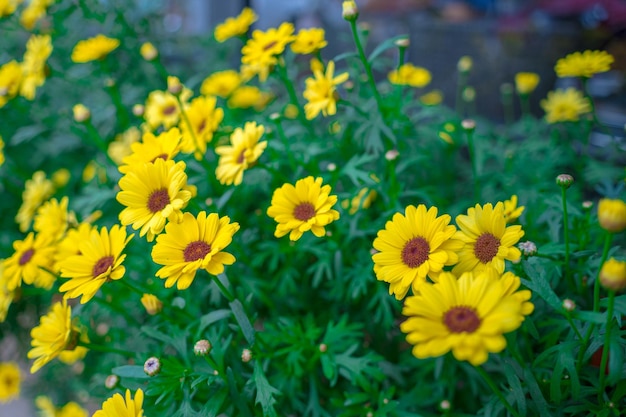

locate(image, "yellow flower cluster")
(388, 63), (432, 88)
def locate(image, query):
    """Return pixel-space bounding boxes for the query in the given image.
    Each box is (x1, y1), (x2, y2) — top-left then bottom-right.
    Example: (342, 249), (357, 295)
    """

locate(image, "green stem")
(397, 46), (406, 70)
(79, 341), (135, 358)
(598, 290), (615, 401)
(476, 366), (521, 417)
(564, 312), (584, 341)
(276, 62), (313, 138)
(213, 273), (235, 302)
(83, 120), (117, 167)
(519, 94), (530, 118)
(456, 72), (468, 116)
(272, 116), (298, 172)
(464, 128), (479, 202)
(99, 60), (129, 130)
(176, 94), (201, 158)
(348, 20), (384, 115)
(561, 186), (574, 290)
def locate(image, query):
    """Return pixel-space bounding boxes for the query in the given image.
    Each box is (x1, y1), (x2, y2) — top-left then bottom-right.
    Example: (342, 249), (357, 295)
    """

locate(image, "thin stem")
(272, 116), (298, 171)
(79, 341), (135, 358)
(598, 290), (615, 400)
(176, 94), (201, 156)
(476, 366), (522, 417)
(561, 186), (574, 290)
(397, 46), (406, 70)
(464, 129), (479, 202)
(276, 62), (314, 138)
(564, 312), (584, 341)
(348, 20), (384, 115)
(213, 273), (235, 302)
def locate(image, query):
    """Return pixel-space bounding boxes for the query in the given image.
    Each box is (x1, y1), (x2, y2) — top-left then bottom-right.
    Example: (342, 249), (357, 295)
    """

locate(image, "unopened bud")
(562, 299), (576, 312)
(598, 198), (626, 233)
(342, 0), (359, 21)
(140, 42), (158, 61)
(556, 174), (574, 189)
(518, 241), (537, 256)
(358, 22), (370, 36)
(194, 339), (212, 356)
(167, 76), (183, 95)
(319, 343), (328, 353)
(140, 294), (163, 315)
(132, 104), (145, 117)
(385, 149), (399, 161)
(327, 162), (337, 172)
(457, 56), (472, 73)
(599, 258), (626, 292)
(105, 374), (119, 389)
(269, 112), (281, 122)
(440, 400), (451, 410)
(395, 37), (410, 48)
(500, 83), (513, 95)
(582, 201), (593, 210)
(462, 86), (475, 102)
(461, 119), (475, 132)
(144, 357), (161, 376)
(73, 104), (91, 123)
(241, 348), (252, 363)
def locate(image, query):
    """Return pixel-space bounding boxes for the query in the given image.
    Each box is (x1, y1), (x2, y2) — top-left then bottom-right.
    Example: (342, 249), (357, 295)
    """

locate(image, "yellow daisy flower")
(303, 60), (349, 120)
(140, 293), (163, 315)
(503, 195), (524, 223)
(33, 197), (73, 242)
(3, 232), (55, 291)
(28, 300), (76, 373)
(215, 121), (267, 186)
(214, 7), (258, 43)
(227, 85), (272, 110)
(107, 127), (141, 165)
(372, 205), (463, 299)
(71, 34), (120, 63)
(36, 396), (89, 417)
(290, 28), (328, 55)
(0, 263), (15, 323)
(58, 225), (133, 304)
(152, 211), (240, 290)
(267, 176), (340, 241)
(241, 22), (295, 82)
(15, 170), (55, 232)
(388, 63), (431, 88)
(514, 72), (539, 95)
(53, 223), (97, 273)
(452, 202), (524, 276)
(117, 159), (192, 242)
(144, 88), (192, 130)
(179, 96), (224, 160)
(555, 50), (614, 78)
(0, 362), (20, 403)
(598, 198), (626, 233)
(200, 70), (242, 98)
(400, 271), (532, 366)
(20, 34), (52, 100)
(93, 389), (144, 417)
(540, 88), (591, 124)
(0, 60), (23, 107)
(119, 128), (182, 174)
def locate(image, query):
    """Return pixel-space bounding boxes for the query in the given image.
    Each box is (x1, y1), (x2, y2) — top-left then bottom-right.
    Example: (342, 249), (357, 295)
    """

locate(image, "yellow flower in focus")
(241, 22), (295, 82)
(33, 197), (73, 242)
(200, 70), (242, 98)
(0, 61), (23, 107)
(71, 34), (120, 63)
(152, 212), (240, 290)
(303, 60), (349, 120)
(503, 195), (524, 223)
(290, 28), (327, 55)
(514, 72), (539, 95)
(28, 300), (75, 373)
(400, 271), (532, 366)
(15, 170), (55, 232)
(72, 104), (90, 123)
(420, 90), (443, 106)
(117, 159), (192, 242)
(3, 232), (55, 291)
(555, 50), (614, 78)
(180, 96), (224, 160)
(140, 42), (158, 61)
(598, 198), (626, 233)
(58, 225), (133, 304)
(144, 88), (191, 130)
(107, 127), (141, 165)
(0, 362), (20, 403)
(141, 294), (163, 315)
(267, 176), (340, 241)
(372, 205), (463, 299)
(342, 187), (377, 215)
(600, 258), (626, 291)
(388, 63), (431, 88)
(540, 88), (591, 124)
(215, 121), (267, 186)
(119, 128), (182, 174)
(452, 202), (524, 276)
(36, 396), (88, 417)
(93, 389), (145, 417)
(20, 34), (52, 100)
(214, 7), (257, 43)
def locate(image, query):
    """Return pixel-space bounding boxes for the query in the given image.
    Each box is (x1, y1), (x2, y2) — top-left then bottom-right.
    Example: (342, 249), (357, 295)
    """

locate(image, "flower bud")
(327, 162), (337, 172)
(598, 198), (626, 233)
(140, 42), (158, 61)
(394, 37), (410, 48)
(582, 201), (593, 210)
(518, 241), (537, 256)
(72, 104), (91, 123)
(132, 104), (145, 117)
(385, 149), (399, 161)
(140, 294), (163, 315)
(194, 339), (212, 356)
(462, 86), (475, 102)
(562, 298), (576, 312)
(556, 174), (574, 189)
(319, 343), (328, 353)
(600, 258), (626, 292)
(440, 400), (451, 411)
(461, 119), (475, 132)
(104, 374), (119, 389)
(342, 0), (359, 21)
(241, 348), (252, 363)
(457, 56), (472, 73)
(167, 76), (183, 95)
(144, 357), (161, 376)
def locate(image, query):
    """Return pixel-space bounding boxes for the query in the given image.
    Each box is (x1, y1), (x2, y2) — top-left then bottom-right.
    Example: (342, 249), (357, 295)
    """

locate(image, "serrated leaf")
(321, 353), (338, 386)
(340, 153), (378, 186)
(521, 259), (561, 310)
(172, 401), (198, 417)
(571, 310), (606, 324)
(253, 361), (280, 417)
(111, 365), (149, 379)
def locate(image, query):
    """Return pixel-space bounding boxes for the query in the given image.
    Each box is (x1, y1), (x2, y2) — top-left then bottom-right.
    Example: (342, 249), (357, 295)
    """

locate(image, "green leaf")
(172, 401), (198, 417)
(229, 299), (255, 345)
(198, 387), (229, 417)
(367, 35), (408, 63)
(10, 125), (48, 145)
(523, 368), (552, 416)
(111, 365), (149, 379)
(141, 326), (188, 357)
(253, 361), (281, 417)
(321, 353), (338, 386)
(571, 310), (606, 324)
(195, 309), (231, 338)
(607, 329), (625, 386)
(521, 259), (561, 310)
(504, 362), (527, 415)
(339, 153), (378, 186)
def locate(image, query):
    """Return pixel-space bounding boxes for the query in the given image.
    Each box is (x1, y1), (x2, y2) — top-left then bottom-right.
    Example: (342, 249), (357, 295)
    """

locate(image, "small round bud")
(556, 174), (574, 189)
(141, 294), (163, 315)
(440, 400), (451, 411)
(395, 37), (410, 48)
(194, 339), (212, 356)
(327, 162), (337, 172)
(518, 241), (537, 256)
(366, 412), (373, 417)
(461, 119), (475, 132)
(343, 80), (355, 92)
(96, 322), (109, 336)
(167, 76), (183, 95)
(383, 398), (389, 404)
(105, 374), (119, 389)
(241, 348), (252, 363)
(385, 149), (399, 161)
(144, 356), (161, 376)
(599, 258), (626, 292)
(72, 104), (91, 123)
(52, 168), (71, 188)
(457, 56), (472, 73)
(140, 42), (158, 61)
(319, 343), (328, 353)
(104, 78), (115, 88)
(342, 0), (359, 21)
(213, 370), (219, 375)
(582, 200), (593, 210)
(462, 86), (475, 102)
(598, 198), (626, 233)
(562, 298), (576, 312)
(132, 104), (145, 117)
(269, 112), (281, 122)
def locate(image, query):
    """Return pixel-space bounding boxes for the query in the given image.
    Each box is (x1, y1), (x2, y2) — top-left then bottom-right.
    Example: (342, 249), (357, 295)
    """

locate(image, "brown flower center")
(163, 105), (176, 116)
(443, 306), (481, 333)
(184, 241), (211, 262)
(263, 41), (278, 51)
(147, 188), (170, 213)
(474, 233), (501, 264)
(293, 202), (316, 221)
(197, 119), (207, 133)
(93, 256), (114, 278)
(150, 153), (169, 163)
(19, 248), (35, 266)
(401, 237), (430, 268)
(237, 150), (246, 164)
